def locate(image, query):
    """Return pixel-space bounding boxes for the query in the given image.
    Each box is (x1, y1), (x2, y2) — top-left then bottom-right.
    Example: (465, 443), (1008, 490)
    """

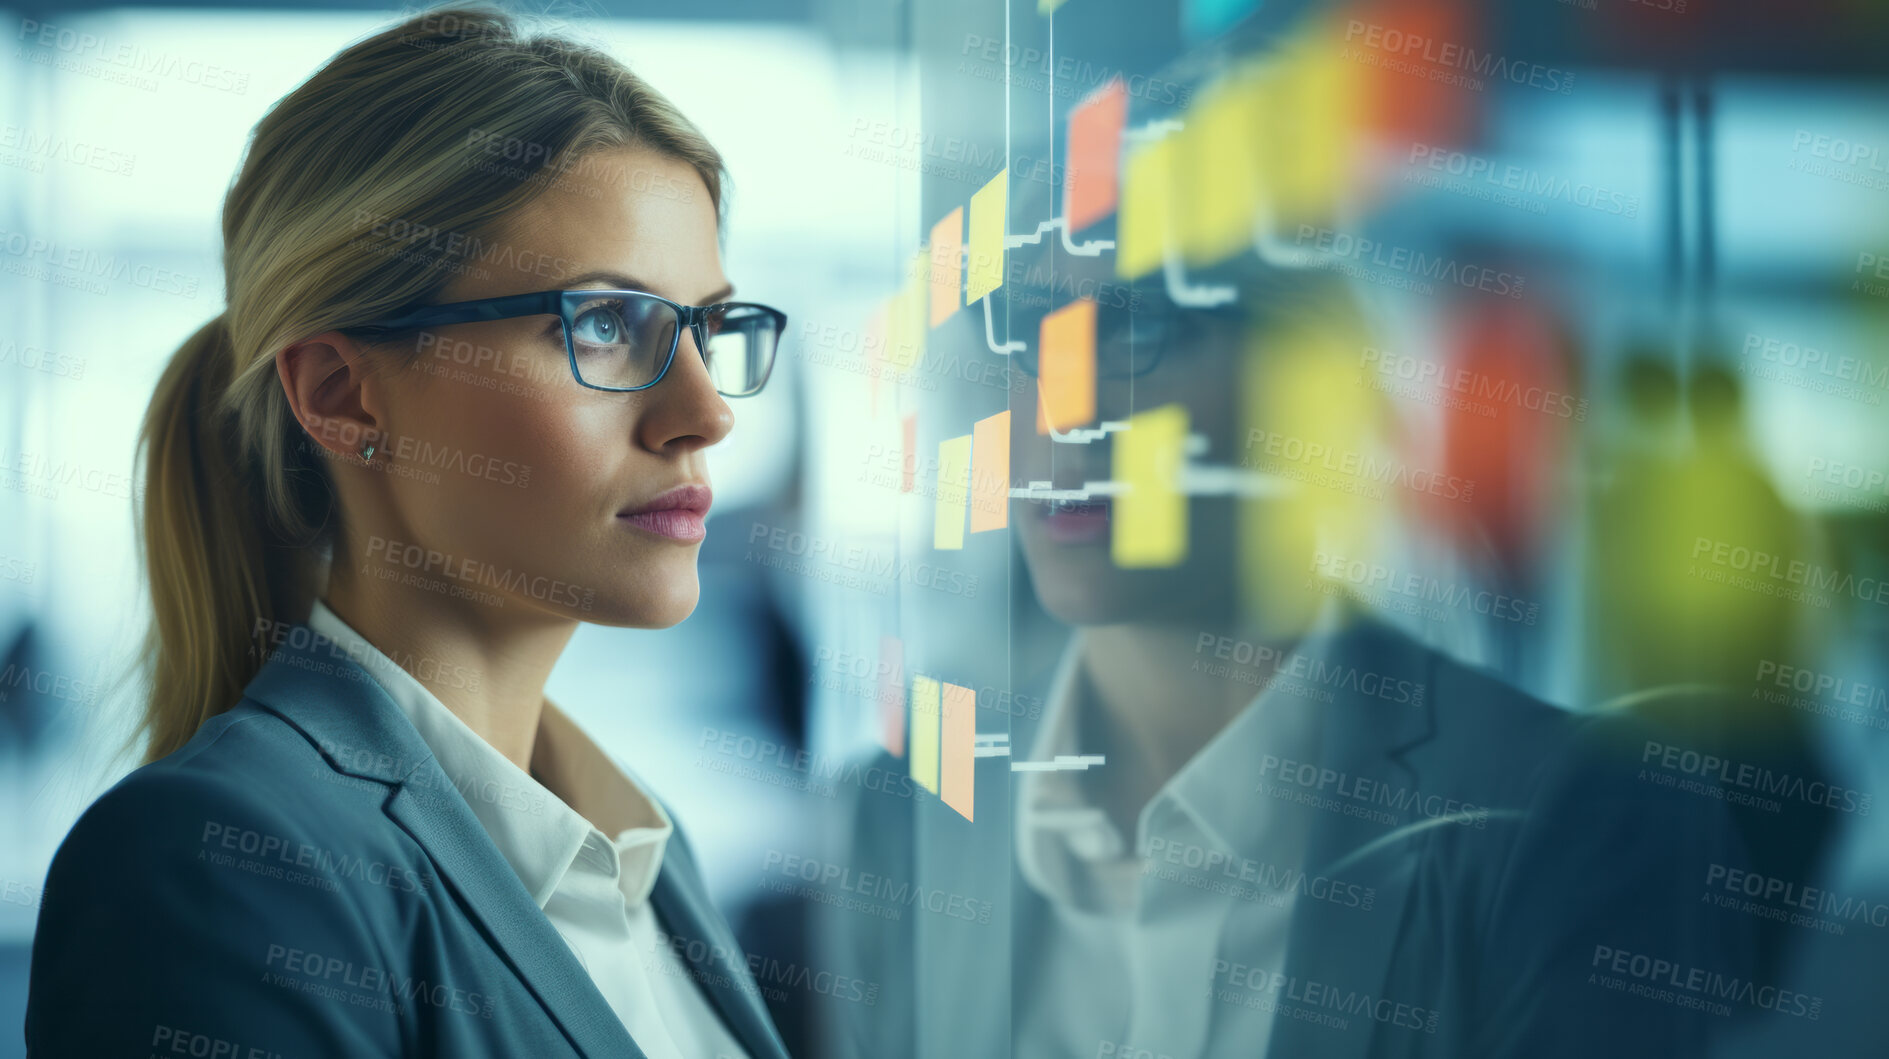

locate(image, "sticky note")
(910, 675), (941, 794)
(970, 410), (1010, 532)
(940, 682), (976, 821)
(934, 434), (972, 549)
(966, 169), (1007, 304)
(902, 412), (917, 493)
(1037, 299), (1097, 434)
(1272, 20), (1359, 227)
(1179, 69), (1265, 267)
(1115, 137), (1173, 280)
(930, 208), (963, 327)
(898, 251), (930, 367)
(1113, 403), (1189, 567)
(879, 636), (905, 757)
(1065, 77), (1127, 233)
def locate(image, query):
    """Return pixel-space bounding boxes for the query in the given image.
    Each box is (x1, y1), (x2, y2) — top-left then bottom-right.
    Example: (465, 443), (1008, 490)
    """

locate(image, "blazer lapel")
(647, 832), (792, 1059)
(1263, 619), (1438, 1059)
(245, 623), (642, 1059)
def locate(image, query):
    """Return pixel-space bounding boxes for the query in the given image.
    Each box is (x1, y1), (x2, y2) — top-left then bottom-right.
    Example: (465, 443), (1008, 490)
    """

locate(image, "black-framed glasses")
(351, 288), (785, 396)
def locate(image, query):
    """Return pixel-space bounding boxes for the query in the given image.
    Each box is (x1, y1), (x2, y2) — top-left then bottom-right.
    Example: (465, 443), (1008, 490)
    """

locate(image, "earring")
(360, 444), (377, 463)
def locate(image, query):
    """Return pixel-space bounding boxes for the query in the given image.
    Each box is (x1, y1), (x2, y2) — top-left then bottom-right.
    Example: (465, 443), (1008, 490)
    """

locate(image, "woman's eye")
(572, 307), (623, 347)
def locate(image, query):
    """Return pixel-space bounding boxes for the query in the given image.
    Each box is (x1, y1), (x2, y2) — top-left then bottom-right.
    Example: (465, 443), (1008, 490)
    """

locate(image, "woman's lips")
(1039, 498), (1110, 544)
(617, 508), (707, 542)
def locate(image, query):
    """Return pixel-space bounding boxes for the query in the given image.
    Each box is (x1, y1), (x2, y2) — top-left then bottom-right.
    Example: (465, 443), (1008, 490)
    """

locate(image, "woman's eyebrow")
(558, 269), (735, 304)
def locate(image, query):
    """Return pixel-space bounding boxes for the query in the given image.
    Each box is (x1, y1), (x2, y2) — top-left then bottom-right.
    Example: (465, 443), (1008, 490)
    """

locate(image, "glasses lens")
(563, 292), (681, 389)
(701, 304), (781, 396)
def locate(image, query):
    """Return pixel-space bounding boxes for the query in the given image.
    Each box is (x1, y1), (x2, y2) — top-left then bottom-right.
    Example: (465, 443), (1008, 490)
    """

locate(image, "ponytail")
(134, 313), (314, 764)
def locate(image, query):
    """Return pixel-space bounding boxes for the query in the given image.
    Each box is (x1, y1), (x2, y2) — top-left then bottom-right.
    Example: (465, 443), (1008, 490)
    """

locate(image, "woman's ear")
(276, 331), (388, 462)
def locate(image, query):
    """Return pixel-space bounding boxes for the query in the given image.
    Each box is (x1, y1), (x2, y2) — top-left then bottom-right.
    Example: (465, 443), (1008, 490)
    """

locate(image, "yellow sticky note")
(888, 257), (926, 369)
(970, 410), (1010, 532)
(966, 169), (1007, 304)
(940, 682), (976, 821)
(910, 675), (941, 794)
(930, 208), (963, 327)
(1037, 300), (1097, 434)
(1115, 137), (1173, 280)
(1272, 20), (1359, 227)
(1179, 68), (1266, 267)
(1113, 403), (1189, 567)
(934, 434), (972, 550)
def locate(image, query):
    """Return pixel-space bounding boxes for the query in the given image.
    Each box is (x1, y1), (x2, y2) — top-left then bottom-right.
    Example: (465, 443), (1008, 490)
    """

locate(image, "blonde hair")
(133, 2), (726, 763)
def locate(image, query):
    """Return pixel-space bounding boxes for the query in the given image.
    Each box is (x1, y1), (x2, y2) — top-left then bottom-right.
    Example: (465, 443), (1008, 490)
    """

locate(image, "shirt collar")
(307, 597), (671, 908)
(1015, 598), (1348, 909)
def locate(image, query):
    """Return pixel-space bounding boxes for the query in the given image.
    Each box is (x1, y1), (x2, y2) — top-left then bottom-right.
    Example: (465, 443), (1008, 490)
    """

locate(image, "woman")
(24, 5), (790, 1057)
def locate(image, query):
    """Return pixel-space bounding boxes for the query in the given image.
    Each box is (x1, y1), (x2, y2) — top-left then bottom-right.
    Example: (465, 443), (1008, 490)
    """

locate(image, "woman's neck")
(320, 565), (579, 772)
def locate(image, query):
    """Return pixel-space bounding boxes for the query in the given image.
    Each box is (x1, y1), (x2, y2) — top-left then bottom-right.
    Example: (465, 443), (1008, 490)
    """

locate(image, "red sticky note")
(1065, 76), (1128, 233)
(879, 635), (905, 757)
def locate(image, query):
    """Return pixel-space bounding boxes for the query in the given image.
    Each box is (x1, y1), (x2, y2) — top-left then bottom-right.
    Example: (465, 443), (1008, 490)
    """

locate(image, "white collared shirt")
(307, 598), (750, 1059)
(1013, 606), (1343, 1059)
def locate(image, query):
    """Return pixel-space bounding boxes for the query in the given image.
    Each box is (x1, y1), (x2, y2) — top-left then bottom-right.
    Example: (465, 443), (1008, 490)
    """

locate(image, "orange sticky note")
(879, 635), (905, 756)
(1037, 299), (1097, 434)
(940, 681), (976, 821)
(1065, 76), (1127, 233)
(930, 208), (963, 327)
(910, 675), (941, 794)
(970, 410), (1010, 532)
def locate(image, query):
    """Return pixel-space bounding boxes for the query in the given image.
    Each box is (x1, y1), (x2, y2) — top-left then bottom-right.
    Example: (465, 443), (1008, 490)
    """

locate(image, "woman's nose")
(637, 325), (734, 453)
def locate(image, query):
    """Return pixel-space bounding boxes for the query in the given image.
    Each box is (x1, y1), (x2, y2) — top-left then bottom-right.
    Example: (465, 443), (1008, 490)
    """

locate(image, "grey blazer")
(817, 617), (1765, 1059)
(26, 621), (791, 1059)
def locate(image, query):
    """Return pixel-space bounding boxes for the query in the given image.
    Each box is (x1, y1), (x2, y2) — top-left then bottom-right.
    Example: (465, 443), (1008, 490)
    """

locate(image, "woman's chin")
(591, 578), (701, 628)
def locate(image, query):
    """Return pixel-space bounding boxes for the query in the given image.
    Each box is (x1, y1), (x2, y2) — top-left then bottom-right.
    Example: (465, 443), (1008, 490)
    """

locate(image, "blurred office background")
(4, 1), (1889, 1056)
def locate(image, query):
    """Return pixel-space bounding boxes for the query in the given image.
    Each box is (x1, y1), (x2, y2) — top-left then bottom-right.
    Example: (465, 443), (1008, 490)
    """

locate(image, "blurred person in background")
(25, 6), (791, 1057)
(816, 174), (1764, 1058)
